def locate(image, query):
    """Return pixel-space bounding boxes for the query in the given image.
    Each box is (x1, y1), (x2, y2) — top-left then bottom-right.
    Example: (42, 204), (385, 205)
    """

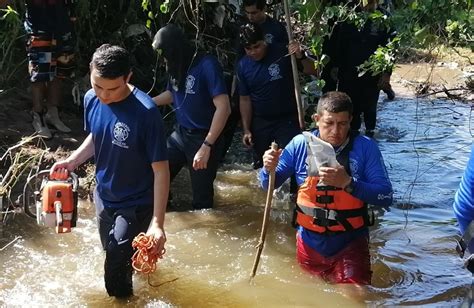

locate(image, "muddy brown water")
(1, 93), (473, 306)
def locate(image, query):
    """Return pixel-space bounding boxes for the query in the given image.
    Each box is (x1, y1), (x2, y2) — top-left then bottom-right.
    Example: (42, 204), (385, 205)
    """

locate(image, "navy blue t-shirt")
(24, 0), (73, 35)
(84, 87), (168, 208)
(236, 16), (288, 59)
(237, 44), (297, 118)
(167, 55), (227, 130)
(260, 16), (288, 46)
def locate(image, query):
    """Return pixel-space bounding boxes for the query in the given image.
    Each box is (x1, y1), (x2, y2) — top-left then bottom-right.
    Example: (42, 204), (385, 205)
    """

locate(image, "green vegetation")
(0, 1), (23, 87)
(0, 0), (472, 89)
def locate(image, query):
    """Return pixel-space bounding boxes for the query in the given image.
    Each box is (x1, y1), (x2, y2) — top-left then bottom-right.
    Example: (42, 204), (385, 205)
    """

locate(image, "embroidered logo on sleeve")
(112, 122), (130, 149)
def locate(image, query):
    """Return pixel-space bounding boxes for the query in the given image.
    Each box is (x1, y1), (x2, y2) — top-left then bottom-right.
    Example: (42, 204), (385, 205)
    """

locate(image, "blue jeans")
(95, 190), (153, 297)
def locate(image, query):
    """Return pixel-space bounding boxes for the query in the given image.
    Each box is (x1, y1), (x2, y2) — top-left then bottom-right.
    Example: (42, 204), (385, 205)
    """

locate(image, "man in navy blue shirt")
(221, 0), (289, 163)
(242, 0), (288, 46)
(237, 23), (315, 169)
(51, 44), (169, 298)
(152, 24), (231, 210)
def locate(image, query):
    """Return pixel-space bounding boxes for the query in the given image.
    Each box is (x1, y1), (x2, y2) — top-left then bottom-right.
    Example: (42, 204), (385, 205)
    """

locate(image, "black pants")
(251, 115), (301, 169)
(339, 76), (380, 132)
(220, 89), (241, 162)
(95, 190), (153, 297)
(167, 125), (224, 209)
(251, 116), (300, 194)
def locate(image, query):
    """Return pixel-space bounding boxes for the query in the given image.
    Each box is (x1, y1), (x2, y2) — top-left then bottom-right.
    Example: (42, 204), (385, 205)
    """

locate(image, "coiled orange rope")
(131, 232), (165, 274)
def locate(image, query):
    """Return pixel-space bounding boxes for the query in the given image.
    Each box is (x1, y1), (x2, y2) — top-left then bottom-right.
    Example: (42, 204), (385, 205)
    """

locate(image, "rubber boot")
(45, 106), (71, 133)
(31, 111), (52, 139)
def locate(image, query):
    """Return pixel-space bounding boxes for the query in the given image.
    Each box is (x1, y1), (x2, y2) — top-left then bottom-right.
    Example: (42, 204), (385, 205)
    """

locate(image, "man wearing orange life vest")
(260, 91), (393, 284)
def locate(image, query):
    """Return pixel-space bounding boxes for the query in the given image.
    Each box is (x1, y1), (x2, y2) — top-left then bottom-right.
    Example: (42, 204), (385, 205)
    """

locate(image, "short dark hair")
(240, 23), (264, 47)
(90, 44), (131, 79)
(243, 0), (266, 10)
(316, 91), (353, 115)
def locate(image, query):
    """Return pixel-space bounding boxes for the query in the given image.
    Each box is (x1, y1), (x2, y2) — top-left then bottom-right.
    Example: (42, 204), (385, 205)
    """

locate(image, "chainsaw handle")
(49, 170), (79, 191)
(50, 169), (69, 181)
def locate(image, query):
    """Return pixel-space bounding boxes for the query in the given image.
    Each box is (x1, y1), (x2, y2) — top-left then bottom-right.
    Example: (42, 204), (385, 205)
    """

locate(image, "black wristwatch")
(203, 140), (213, 148)
(344, 177), (354, 194)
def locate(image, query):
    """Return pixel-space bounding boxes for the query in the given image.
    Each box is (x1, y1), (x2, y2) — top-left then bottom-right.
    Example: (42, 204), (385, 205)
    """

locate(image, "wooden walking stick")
(250, 142), (278, 279)
(283, 0), (305, 130)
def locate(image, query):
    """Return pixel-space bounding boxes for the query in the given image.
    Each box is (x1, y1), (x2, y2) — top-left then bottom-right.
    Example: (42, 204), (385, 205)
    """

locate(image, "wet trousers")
(296, 234), (372, 284)
(168, 124), (224, 209)
(95, 190), (153, 297)
(250, 115), (301, 169)
(339, 76), (380, 132)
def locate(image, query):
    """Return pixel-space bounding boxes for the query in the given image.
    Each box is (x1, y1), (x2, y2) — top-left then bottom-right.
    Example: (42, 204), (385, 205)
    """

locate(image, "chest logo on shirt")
(264, 33), (274, 44)
(185, 75), (196, 94)
(112, 122), (130, 149)
(268, 63), (282, 81)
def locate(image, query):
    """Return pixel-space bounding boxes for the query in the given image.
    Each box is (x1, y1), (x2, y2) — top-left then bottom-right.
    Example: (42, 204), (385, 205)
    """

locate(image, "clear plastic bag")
(304, 132), (340, 186)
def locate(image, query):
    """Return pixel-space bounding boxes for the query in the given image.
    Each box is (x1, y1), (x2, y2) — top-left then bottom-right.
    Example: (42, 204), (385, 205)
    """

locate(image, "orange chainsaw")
(23, 170), (79, 233)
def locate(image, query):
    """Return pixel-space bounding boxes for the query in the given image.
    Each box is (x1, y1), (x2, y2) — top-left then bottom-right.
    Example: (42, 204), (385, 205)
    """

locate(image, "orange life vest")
(295, 132), (368, 234)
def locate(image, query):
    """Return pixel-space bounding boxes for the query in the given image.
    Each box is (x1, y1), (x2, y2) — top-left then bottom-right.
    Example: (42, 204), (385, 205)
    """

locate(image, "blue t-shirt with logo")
(237, 44), (297, 118)
(260, 16), (288, 46)
(167, 55), (228, 130)
(84, 87), (168, 208)
(236, 16), (288, 58)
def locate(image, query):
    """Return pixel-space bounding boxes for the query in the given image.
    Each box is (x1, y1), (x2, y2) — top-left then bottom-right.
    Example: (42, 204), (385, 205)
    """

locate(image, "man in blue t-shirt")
(237, 23), (315, 169)
(220, 0), (290, 163)
(51, 44), (169, 298)
(152, 24), (231, 210)
(242, 0), (288, 46)
(260, 91), (392, 286)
